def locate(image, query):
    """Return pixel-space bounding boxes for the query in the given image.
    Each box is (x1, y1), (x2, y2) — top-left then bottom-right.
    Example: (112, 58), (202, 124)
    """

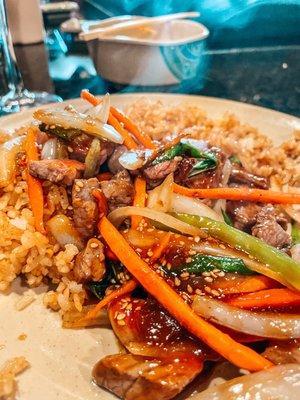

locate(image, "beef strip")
(230, 165), (269, 189)
(143, 159), (180, 181)
(100, 170), (134, 211)
(72, 178), (99, 238)
(252, 205), (292, 249)
(175, 148), (227, 189)
(29, 159), (85, 185)
(74, 238), (105, 282)
(226, 201), (262, 231)
(68, 134), (115, 165)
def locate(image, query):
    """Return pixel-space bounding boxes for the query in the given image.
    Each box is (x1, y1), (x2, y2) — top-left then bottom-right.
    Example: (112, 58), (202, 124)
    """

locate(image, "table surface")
(14, 41), (300, 117)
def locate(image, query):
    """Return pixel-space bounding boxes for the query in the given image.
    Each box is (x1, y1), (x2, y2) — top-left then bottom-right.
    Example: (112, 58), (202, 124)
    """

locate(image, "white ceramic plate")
(0, 94), (299, 400)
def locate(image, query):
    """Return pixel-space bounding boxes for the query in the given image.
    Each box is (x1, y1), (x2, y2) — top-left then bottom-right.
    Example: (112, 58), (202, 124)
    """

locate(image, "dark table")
(15, 41), (300, 117)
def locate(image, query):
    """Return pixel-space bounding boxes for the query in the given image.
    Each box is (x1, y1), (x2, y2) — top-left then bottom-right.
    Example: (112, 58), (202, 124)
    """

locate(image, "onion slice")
(87, 93), (110, 124)
(172, 193), (223, 221)
(34, 108), (123, 144)
(147, 173), (174, 212)
(108, 206), (206, 237)
(193, 295), (300, 339)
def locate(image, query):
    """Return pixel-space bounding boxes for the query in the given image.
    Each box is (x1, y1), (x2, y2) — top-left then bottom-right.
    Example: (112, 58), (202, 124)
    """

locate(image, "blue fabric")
(82, 0), (300, 48)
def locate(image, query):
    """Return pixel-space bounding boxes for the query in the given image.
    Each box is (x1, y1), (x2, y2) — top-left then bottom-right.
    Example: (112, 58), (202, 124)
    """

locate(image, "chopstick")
(80, 11), (201, 41)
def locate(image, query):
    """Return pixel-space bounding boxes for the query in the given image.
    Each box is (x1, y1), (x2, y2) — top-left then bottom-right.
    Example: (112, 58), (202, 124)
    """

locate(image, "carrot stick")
(173, 183), (300, 204)
(110, 106), (156, 150)
(212, 275), (279, 295)
(24, 127), (45, 234)
(81, 90), (138, 149)
(227, 288), (300, 309)
(93, 190), (108, 219)
(131, 177), (147, 229)
(99, 217), (272, 371)
(81, 280), (138, 322)
(150, 232), (172, 262)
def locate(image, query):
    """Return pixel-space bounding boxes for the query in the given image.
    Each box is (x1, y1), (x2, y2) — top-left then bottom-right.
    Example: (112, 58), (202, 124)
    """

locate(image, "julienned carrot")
(132, 177), (147, 229)
(99, 217), (272, 371)
(93, 190), (108, 219)
(150, 232), (172, 262)
(81, 90), (138, 149)
(24, 127), (45, 234)
(227, 288), (300, 309)
(110, 106), (156, 150)
(173, 183), (300, 204)
(81, 280), (138, 322)
(108, 112), (138, 149)
(212, 275), (279, 295)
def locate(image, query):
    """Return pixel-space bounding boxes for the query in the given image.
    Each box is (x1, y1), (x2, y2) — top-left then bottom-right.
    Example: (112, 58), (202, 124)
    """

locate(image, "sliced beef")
(93, 353), (202, 400)
(252, 205), (292, 249)
(230, 164), (269, 189)
(175, 148), (227, 189)
(29, 159), (85, 185)
(74, 238), (105, 282)
(72, 178), (99, 238)
(226, 201), (262, 231)
(69, 133), (115, 165)
(263, 340), (300, 365)
(108, 145), (127, 174)
(143, 159), (180, 181)
(100, 171), (134, 211)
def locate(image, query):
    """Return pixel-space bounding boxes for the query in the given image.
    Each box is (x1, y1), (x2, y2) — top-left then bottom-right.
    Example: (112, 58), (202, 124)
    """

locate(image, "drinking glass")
(0, 0), (62, 116)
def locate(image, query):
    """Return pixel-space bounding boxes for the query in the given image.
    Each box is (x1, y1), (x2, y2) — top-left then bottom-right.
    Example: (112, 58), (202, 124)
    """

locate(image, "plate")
(0, 94), (299, 400)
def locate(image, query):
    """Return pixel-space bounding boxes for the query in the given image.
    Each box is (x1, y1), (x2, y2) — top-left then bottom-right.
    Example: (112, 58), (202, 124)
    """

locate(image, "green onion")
(292, 223), (300, 244)
(174, 213), (300, 291)
(229, 154), (242, 165)
(221, 209), (233, 226)
(40, 123), (81, 141)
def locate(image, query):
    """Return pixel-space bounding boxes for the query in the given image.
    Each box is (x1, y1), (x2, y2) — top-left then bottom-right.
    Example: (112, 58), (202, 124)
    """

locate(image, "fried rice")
(0, 99), (299, 315)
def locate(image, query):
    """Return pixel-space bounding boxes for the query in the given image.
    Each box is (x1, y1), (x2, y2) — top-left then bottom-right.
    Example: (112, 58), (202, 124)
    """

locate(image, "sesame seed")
(117, 320), (126, 326)
(219, 244), (226, 249)
(75, 186), (81, 192)
(136, 248), (142, 253)
(147, 228), (154, 232)
(194, 236), (200, 243)
(117, 313), (126, 320)
(145, 258), (150, 263)
(212, 269), (220, 273)
(202, 271), (211, 277)
(147, 250), (153, 257)
(218, 271), (225, 277)
(187, 284), (193, 294)
(161, 259), (167, 266)
(189, 250), (196, 255)
(77, 181), (84, 188)
(174, 277), (181, 287)
(90, 242), (98, 248)
(180, 271), (190, 279)
(135, 306), (141, 311)
(211, 289), (220, 297)
(166, 262), (172, 270)
(67, 205), (73, 210)
(204, 286), (212, 293)
(179, 241), (185, 246)
(195, 289), (204, 295)
(188, 237), (193, 241)
(204, 276), (213, 283)
(210, 272), (218, 278)
(185, 257), (192, 263)
(67, 146), (73, 153)
(126, 303), (132, 310)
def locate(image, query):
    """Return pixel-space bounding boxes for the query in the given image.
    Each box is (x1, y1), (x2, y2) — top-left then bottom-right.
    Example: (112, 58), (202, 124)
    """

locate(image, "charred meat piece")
(263, 340), (300, 365)
(29, 159), (85, 185)
(226, 201), (262, 231)
(252, 205), (292, 249)
(100, 171), (134, 211)
(230, 164), (269, 189)
(175, 148), (227, 189)
(108, 145), (127, 174)
(72, 178), (99, 238)
(74, 238), (105, 282)
(143, 159), (180, 181)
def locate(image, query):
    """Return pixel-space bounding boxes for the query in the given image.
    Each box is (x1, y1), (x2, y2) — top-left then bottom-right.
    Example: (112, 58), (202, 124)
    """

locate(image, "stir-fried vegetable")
(34, 109), (123, 144)
(99, 216), (272, 371)
(227, 288), (300, 309)
(147, 173), (174, 212)
(0, 135), (24, 188)
(221, 209), (233, 226)
(132, 177), (147, 229)
(211, 275), (279, 295)
(86, 92), (110, 124)
(47, 214), (84, 250)
(292, 223), (300, 244)
(166, 254), (253, 276)
(175, 213), (300, 291)
(41, 138), (68, 160)
(84, 138), (101, 178)
(39, 123), (80, 141)
(150, 232), (172, 263)
(107, 112), (138, 149)
(193, 295), (300, 339)
(173, 183), (300, 204)
(24, 127), (45, 234)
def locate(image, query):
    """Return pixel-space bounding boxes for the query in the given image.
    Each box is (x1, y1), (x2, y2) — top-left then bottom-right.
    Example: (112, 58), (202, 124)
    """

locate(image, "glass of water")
(0, 0), (62, 116)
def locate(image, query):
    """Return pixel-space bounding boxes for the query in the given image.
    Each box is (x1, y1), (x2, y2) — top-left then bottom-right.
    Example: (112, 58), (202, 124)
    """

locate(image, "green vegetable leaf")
(164, 254), (253, 276)
(188, 155), (217, 177)
(87, 261), (124, 299)
(221, 209), (233, 226)
(40, 123), (81, 141)
(229, 154), (242, 165)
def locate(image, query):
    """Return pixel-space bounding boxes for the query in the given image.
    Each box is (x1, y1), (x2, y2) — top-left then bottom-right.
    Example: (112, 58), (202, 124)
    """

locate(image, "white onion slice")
(147, 173), (174, 212)
(193, 295), (300, 339)
(47, 214), (84, 250)
(87, 93), (110, 124)
(41, 138), (58, 160)
(119, 149), (153, 170)
(34, 108), (123, 144)
(172, 193), (223, 221)
(108, 206), (206, 237)
(192, 364), (300, 400)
